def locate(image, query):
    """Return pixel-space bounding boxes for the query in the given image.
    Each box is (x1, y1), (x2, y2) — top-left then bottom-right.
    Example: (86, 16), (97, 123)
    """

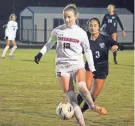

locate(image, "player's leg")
(74, 68), (107, 115)
(81, 79), (105, 113)
(77, 71), (93, 105)
(81, 68), (108, 113)
(57, 72), (86, 126)
(2, 38), (10, 58)
(9, 39), (17, 59)
(91, 79), (105, 101)
(111, 32), (118, 64)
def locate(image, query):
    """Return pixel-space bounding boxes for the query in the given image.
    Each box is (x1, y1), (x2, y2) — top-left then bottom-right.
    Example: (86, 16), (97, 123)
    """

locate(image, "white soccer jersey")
(40, 24), (95, 72)
(5, 20), (18, 39)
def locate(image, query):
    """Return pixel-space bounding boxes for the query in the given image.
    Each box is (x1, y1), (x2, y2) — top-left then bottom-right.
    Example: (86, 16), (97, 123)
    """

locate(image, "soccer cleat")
(114, 60), (118, 64)
(1, 57), (4, 59)
(9, 55), (14, 60)
(77, 94), (83, 105)
(91, 105), (107, 115)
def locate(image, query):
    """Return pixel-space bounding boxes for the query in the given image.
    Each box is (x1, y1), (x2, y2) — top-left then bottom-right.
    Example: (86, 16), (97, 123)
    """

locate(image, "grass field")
(0, 49), (134, 126)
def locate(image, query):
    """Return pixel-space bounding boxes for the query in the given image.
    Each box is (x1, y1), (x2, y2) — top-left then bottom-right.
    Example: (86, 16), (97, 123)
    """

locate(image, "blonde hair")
(107, 4), (115, 10)
(9, 14), (17, 21)
(63, 4), (78, 15)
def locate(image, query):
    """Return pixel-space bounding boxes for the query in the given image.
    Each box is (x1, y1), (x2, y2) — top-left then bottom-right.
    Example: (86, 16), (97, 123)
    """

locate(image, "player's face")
(12, 15), (16, 21)
(108, 6), (114, 13)
(63, 10), (77, 27)
(89, 20), (99, 34)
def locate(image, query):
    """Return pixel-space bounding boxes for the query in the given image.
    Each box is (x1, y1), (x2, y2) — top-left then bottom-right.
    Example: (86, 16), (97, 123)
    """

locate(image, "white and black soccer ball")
(56, 102), (74, 120)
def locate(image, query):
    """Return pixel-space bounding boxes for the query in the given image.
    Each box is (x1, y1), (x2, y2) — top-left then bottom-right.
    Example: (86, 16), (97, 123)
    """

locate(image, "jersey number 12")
(63, 43), (70, 49)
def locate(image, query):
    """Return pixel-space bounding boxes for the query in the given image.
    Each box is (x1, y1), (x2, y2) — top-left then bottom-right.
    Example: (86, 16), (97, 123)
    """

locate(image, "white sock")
(9, 46), (17, 56)
(77, 81), (95, 109)
(2, 46), (9, 57)
(66, 91), (86, 126)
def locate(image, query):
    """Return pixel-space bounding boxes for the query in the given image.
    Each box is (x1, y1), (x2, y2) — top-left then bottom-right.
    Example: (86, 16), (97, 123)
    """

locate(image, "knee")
(6, 43), (10, 46)
(77, 81), (88, 94)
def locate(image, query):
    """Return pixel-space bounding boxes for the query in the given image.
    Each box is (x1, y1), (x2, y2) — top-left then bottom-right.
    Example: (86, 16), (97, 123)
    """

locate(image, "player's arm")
(106, 36), (124, 52)
(16, 23), (18, 30)
(34, 33), (57, 64)
(116, 15), (126, 36)
(116, 14), (124, 31)
(81, 32), (95, 72)
(3, 24), (7, 28)
(6, 21), (11, 29)
(101, 14), (107, 28)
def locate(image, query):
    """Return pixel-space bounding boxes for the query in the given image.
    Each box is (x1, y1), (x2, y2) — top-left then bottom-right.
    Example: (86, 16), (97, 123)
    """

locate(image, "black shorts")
(107, 30), (117, 36)
(106, 27), (117, 36)
(85, 61), (108, 79)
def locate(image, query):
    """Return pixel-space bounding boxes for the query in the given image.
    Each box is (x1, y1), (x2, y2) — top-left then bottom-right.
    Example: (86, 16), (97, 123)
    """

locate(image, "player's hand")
(118, 44), (124, 51)
(92, 71), (96, 77)
(34, 52), (43, 64)
(111, 45), (118, 52)
(122, 31), (126, 37)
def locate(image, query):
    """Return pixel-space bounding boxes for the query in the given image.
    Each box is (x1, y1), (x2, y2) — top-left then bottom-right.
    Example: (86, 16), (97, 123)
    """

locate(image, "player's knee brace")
(76, 81), (95, 108)
(76, 81), (88, 95)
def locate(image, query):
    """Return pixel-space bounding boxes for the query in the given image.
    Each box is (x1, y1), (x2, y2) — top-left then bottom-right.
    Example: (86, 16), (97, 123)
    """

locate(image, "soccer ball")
(56, 102), (74, 120)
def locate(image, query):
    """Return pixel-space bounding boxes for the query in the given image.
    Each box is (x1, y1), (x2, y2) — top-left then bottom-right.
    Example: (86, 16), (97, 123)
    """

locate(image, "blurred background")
(0, 0), (134, 48)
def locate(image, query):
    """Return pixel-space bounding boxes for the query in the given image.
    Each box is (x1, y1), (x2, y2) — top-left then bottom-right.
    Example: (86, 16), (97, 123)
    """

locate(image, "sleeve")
(6, 21), (11, 29)
(101, 14), (107, 27)
(16, 23), (18, 30)
(105, 35), (118, 48)
(81, 32), (95, 72)
(116, 14), (124, 31)
(40, 31), (57, 55)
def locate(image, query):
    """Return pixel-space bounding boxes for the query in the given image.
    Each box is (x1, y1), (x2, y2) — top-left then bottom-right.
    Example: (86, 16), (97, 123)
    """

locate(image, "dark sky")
(0, 0), (134, 20)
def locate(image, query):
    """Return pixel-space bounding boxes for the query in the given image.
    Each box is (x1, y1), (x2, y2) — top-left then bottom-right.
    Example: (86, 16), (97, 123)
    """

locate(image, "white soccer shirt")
(6, 20), (18, 38)
(40, 24), (95, 72)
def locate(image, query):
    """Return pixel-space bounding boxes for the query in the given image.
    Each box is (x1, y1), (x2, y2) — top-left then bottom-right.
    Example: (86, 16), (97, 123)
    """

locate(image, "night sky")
(0, 0), (134, 20)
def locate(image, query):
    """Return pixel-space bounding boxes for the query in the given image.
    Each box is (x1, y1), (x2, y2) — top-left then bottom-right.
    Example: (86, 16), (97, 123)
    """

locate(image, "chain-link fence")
(18, 29), (134, 43)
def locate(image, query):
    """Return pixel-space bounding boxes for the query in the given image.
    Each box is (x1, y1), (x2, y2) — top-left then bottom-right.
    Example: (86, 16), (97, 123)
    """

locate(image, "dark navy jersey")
(101, 13), (124, 34)
(87, 32), (118, 65)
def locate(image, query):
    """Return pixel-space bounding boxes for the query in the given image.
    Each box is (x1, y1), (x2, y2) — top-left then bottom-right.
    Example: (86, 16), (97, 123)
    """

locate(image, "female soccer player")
(101, 4), (126, 64)
(34, 4), (107, 126)
(1, 14), (18, 59)
(77, 18), (124, 113)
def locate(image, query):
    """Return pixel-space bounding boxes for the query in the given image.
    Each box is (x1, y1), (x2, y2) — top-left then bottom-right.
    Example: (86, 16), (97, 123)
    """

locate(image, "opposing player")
(77, 18), (124, 113)
(1, 14), (18, 59)
(101, 4), (126, 64)
(34, 4), (107, 126)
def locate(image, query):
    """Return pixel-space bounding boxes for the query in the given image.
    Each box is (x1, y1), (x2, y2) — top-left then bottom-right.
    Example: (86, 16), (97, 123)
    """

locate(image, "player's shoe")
(91, 105), (107, 115)
(114, 59), (118, 64)
(9, 55), (14, 60)
(1, 57), (4, 59)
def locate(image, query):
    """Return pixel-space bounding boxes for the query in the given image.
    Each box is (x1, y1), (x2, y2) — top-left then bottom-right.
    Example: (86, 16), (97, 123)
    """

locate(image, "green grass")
(0, 49), (134, 126)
